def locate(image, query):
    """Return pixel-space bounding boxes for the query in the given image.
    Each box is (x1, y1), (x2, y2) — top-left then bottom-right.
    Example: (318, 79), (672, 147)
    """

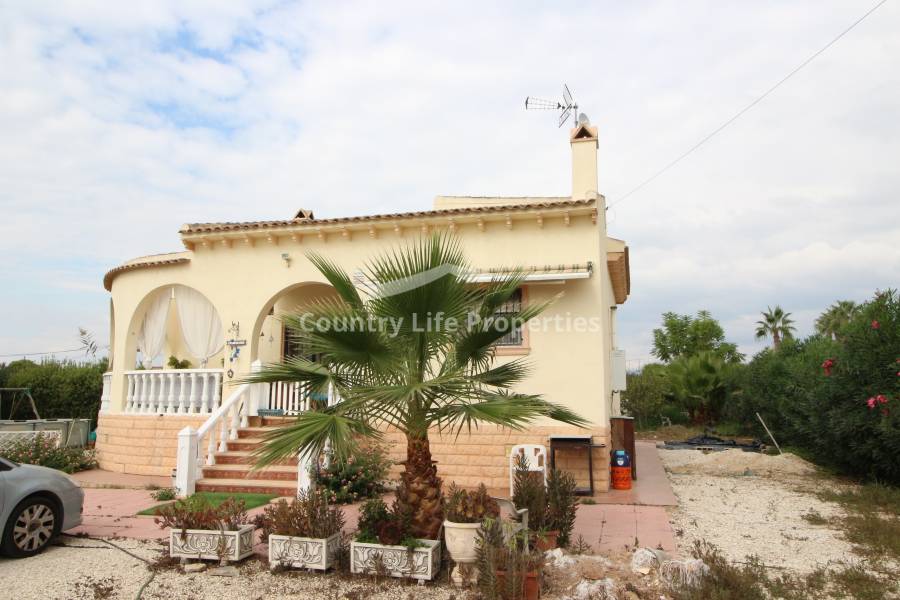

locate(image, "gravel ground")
(0, 536), (665, 600)
(659, 448), (854, 573)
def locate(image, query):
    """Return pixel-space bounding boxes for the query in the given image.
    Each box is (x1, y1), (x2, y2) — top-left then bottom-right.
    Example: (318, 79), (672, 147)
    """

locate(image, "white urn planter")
(443, 520), (481, 563)
(268, 533), (341, 571)
(169, 525), (255, 562)
(350, 538), (440, 581)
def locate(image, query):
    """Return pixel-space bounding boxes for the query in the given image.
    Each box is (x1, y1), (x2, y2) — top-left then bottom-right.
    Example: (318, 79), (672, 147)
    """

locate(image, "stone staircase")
(195, 416), (298, 497)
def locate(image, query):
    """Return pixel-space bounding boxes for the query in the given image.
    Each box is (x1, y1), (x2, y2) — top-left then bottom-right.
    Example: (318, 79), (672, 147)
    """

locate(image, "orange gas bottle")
(610, 450), (632, 490)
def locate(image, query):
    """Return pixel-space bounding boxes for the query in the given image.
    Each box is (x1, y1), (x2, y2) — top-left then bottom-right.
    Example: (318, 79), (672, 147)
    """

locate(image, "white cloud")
(0, 0), (898, 361)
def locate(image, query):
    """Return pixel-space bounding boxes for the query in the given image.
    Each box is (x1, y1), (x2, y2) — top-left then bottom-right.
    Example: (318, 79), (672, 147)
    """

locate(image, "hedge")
(0, 358), (107, 427)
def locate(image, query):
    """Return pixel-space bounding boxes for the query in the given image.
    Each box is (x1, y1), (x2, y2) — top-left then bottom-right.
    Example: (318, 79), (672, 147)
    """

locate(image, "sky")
(1, 1), (898, 367)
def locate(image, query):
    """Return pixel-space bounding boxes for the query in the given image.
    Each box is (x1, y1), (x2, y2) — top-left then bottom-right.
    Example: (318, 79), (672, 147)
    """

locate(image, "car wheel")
(2, 497), (60, 558)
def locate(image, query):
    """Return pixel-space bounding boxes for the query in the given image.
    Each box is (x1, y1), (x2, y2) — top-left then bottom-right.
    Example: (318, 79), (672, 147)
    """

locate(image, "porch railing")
(175, 362), (342, 497)
(123, 369), (223, 415)
(99, 372), (112, 415)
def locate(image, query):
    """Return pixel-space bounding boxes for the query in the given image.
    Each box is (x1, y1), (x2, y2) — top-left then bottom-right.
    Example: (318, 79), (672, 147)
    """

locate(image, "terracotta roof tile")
(180, 198), (595, 235)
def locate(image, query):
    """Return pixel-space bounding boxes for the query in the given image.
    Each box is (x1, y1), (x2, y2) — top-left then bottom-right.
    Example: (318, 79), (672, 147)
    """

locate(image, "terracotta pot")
(533, 530), (559, 551)
(496, 570), (540, 600)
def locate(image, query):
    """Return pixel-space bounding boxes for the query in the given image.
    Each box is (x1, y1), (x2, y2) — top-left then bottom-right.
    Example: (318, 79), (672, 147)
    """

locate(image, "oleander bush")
(0, 432), (96, 473)
(315, 442), (392, 504)
(736, 290), (900, 484)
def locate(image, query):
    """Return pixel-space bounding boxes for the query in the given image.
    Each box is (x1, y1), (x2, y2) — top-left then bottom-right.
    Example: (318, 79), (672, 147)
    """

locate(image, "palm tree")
(755, 305), (796, 349)
(664, 351), (734, 425)
(245, 234), (589, 539)
(815, 300), (857, 340)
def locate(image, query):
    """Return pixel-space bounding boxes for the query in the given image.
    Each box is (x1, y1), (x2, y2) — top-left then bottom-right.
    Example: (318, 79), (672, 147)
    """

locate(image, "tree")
(246, 234), (588, 539)
(651, 310), (743, 363)
(814, 300), (857, 340)
(664, 351), (736, 425)
(755, 305), (796, 349)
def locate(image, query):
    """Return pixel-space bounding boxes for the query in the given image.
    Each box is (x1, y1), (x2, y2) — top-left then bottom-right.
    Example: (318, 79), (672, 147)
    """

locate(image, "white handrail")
(175, 361), (262, 496)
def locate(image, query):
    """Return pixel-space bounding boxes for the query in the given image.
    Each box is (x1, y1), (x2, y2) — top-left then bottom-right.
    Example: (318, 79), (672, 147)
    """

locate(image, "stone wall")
(96, 415), (612, 495)
(383, 424), (611, 496)
(95, 414), (207, 477)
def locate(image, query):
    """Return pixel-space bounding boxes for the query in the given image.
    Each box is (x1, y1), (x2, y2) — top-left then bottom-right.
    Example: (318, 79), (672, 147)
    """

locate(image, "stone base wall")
(95, 414), (207, 477)
(95, 414), (612, 494)
(383, 424), (611, 496)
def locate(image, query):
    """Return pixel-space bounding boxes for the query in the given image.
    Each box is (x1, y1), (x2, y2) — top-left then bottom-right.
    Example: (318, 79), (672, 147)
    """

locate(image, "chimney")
(570, 118), (599, 200)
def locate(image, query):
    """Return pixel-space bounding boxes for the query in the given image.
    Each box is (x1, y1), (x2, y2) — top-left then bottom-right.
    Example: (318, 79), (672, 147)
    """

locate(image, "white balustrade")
(123, 369), (225, 415)
(99, 372), (112, 415)
(169, 360), (344, 497)
(267, 381), (335, 415)
(175, 361), (261, 496)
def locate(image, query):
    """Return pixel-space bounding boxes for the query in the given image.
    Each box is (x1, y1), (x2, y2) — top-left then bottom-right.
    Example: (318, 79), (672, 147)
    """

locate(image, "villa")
(95, 121), (631, 497)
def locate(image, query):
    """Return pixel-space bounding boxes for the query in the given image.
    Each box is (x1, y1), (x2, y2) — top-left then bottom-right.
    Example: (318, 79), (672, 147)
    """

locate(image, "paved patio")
(69, 441), (677, 553)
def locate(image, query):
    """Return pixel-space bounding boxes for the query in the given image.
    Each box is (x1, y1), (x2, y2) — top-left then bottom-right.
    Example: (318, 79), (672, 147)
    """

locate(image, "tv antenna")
(525, 84), (579, 128)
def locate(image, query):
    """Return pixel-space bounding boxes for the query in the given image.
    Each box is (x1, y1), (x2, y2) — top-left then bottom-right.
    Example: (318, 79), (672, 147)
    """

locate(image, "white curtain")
(137, 289), (171, 368)
(174, 285), (224, 367)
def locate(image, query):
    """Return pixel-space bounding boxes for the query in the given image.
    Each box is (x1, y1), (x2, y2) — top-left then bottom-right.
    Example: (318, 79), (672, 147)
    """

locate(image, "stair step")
(226, 438), (268, 451)
(196, 478), (296, 497)
(236, 427), (281, 439)
(202, 464), (297, 481)
(213, 451), (296, 466)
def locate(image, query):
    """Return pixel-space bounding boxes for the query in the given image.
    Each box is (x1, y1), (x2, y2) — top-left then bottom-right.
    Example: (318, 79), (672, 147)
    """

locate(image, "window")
(494, 288), (525, 347)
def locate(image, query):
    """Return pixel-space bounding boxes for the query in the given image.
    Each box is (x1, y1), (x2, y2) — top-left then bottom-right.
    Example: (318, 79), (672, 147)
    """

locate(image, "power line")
(608, 0), (890, 210)
(0, 348), (83, 358)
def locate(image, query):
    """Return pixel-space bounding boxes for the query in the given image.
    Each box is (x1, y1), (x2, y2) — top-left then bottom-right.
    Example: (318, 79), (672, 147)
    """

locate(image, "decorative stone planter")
(444, 520), (481, 563)
(169, 525), (255, 562)
(268, 533), (341, 571)
(350, 538), (441, 581)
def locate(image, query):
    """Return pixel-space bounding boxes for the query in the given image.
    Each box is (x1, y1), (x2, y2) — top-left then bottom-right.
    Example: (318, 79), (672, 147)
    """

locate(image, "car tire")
(1, 496), (61, 558)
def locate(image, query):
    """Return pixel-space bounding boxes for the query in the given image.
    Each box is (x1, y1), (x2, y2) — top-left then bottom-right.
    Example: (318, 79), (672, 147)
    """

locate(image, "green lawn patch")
(137, 491), (276, 516)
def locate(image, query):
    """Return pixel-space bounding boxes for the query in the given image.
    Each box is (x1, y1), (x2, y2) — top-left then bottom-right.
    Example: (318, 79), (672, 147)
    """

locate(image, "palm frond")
(427, 392), (591, 437)
(252, 408), (380, 468)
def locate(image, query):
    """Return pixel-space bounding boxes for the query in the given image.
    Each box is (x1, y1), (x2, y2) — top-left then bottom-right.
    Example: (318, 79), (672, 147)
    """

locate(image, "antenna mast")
(525, 84), (579, 128)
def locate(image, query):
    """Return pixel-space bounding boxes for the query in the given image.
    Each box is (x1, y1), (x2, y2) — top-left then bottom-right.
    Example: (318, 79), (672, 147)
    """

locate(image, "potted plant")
(511, 455), (579, 550)
(443, 483), (500, 581)
(255, 490), (345, 571)
(350, 498), (440, 581)
(545, 468), (578, 548)
(476, 518), (543, 600)
(154, 495), (255, 563)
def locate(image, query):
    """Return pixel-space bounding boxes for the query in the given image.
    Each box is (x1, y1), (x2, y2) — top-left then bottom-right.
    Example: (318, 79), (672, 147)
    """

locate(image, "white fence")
(0, 430), (62, 454)
(124, 369), (223, 414)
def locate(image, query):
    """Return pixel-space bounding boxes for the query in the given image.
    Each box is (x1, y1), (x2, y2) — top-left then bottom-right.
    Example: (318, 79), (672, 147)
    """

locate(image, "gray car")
(0, 457), (84, 557)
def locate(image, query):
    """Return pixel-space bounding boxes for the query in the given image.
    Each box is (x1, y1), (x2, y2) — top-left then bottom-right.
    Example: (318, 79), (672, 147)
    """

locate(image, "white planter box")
(350, 538), (440, 581)
(268, 533), (341, 571)
(169, 525), (255, 562)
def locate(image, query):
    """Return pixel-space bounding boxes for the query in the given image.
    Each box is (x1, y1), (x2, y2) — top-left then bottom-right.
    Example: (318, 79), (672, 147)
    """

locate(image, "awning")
(467, 263), (593, 283)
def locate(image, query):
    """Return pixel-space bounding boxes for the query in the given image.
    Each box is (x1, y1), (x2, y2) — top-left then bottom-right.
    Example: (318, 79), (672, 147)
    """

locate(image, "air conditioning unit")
(611, 349), (626, 391)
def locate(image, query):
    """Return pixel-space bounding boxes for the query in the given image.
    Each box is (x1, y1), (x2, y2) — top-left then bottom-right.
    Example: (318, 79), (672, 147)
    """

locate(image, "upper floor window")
(494, 288), (525, 347)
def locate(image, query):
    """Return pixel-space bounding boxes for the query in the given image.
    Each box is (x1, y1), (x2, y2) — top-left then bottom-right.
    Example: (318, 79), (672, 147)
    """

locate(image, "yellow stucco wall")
(96, 124), (626, 489)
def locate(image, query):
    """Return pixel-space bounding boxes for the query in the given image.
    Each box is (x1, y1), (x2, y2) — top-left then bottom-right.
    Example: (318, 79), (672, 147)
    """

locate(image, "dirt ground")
(659, 447), (855, 573)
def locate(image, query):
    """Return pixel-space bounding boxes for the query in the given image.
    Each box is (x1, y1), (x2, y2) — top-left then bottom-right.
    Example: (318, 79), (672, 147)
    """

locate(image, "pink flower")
(867, 397), (877, 409)
(822, 358), (835, 376)
(871, 320), (880, 329)
(876, 394), (888, 404)
(881, 408), (890, 417)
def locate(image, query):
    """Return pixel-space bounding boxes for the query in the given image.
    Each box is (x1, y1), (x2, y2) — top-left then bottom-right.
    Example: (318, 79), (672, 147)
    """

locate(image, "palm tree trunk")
(396, 434), (443, 539)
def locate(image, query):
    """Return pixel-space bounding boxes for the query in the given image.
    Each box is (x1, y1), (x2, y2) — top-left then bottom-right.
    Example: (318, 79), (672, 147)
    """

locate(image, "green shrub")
(151, 487), (177, 501)
(0, 358), (107, 426)
(0, 432), (97, 473)
(621, 363), (680, 429)
(315, 442), (392, 504)
(738, 290), (900, 484)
